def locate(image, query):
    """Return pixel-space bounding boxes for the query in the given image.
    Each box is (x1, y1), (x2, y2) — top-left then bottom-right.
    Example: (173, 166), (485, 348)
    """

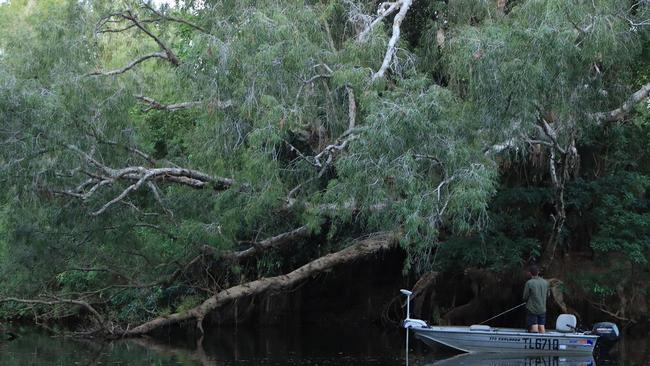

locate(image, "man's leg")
(538, 314), (546, 334)
(526, 311), (539, 332)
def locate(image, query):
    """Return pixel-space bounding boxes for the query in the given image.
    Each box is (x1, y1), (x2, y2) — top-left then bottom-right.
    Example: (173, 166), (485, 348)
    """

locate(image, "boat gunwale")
(413, 326), (599, 339)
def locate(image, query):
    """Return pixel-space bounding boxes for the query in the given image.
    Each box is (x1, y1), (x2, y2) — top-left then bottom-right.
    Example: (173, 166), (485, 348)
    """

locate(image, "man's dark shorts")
(526, 311), (546, 327)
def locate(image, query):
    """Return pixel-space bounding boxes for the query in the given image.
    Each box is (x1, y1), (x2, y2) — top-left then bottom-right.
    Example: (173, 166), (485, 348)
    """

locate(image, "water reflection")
(423, 353), (595, 366)
(1, 325), (648, 365)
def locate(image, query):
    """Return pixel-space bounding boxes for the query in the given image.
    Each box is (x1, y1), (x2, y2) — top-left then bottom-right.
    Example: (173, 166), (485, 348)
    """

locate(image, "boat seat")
(469, 325), (491, 331)
(556, 314), (577, 332)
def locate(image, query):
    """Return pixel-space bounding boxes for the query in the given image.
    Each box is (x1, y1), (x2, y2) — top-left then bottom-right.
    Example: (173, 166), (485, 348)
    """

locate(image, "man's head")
(529, 264), (539, 277)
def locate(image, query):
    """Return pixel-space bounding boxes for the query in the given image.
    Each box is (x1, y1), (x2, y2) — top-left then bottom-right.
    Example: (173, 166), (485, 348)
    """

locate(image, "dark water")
(1, 325), (649, 365)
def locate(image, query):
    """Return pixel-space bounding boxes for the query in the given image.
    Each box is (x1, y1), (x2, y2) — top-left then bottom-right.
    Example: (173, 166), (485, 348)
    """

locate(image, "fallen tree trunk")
(118, 231), (397, 337)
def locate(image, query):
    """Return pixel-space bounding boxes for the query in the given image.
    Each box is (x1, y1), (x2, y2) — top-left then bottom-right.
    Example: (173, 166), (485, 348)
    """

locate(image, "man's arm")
(523, 282), (530, 301)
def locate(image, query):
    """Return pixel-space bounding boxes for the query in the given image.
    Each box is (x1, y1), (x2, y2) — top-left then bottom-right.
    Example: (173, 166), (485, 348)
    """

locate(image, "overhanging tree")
(0, 0), (649, 335)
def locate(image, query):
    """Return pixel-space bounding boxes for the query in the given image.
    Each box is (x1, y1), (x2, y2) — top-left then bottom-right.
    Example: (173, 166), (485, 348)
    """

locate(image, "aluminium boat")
(400, 289), (618, 354)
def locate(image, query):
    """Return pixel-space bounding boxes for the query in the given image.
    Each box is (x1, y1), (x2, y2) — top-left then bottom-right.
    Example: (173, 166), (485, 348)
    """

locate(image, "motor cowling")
(592, 322), (620, 341)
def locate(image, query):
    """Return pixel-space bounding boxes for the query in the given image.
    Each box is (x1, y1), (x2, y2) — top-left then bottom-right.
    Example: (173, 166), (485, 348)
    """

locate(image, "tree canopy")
(0, 0), (649, 333)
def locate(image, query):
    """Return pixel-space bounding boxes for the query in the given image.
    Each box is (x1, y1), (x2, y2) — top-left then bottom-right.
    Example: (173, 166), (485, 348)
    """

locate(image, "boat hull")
(412, 326), (598, 354)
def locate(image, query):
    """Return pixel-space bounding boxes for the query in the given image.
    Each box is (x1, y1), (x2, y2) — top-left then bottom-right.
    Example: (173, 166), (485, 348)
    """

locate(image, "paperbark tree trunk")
(117, 232), (397, 337)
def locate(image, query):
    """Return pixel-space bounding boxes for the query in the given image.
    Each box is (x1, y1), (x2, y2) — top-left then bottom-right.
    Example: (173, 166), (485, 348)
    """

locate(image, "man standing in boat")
(523, 265), (549, 333)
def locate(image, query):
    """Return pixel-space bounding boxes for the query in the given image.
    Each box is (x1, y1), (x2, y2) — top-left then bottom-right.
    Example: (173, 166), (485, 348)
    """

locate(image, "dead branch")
(95, 18), (162, 34)
(586, 298), (637, 324)
(313, 129), (360, 169)
(91, 8), (182, 77)
(120, 10), (181, 66)
(0, 296), (109, 333)
(293, 65), (333, 109)
(119, 231), (397, 337)
(311, 86), (359, 169)
(57, 144), (235, 215)
(86, 52), (169, 76)
(592, 82), (650, 123)
(229, 225), (312, 261)
(357, 1), (402, 43)
(141, 2), (208, 34)
(171, 225), (313, 287)
(345, 85), (357, 130)
(372, 0), (414, 80)
(135, 95), (202, 112)
(135, 95), (233, 112)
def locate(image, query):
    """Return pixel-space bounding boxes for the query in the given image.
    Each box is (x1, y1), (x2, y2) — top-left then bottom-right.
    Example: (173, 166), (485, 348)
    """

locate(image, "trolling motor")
(401, 289), (427, 366)
(400, 289), (427, 329)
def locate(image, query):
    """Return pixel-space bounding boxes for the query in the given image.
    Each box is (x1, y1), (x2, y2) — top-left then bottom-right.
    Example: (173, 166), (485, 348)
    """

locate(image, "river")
(0, 325), (647, 365)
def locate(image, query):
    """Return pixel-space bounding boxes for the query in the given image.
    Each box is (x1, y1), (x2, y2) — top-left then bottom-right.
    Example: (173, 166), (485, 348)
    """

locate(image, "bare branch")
(230, 225), (311, 261)
(142, 2), (208, 34)
(357, 1), (401, 43)
(372, 0), (414, 80)
(135, 95), (233, 112)
(135, 95), (202, 111)
(288, 87), (359, 172)
(59, 145), (235, 215)
(313, 128), (361, 169)
(121, 10), (181, 66)
(86, 52), (169, 77)
(346, 86), (357, 130)
(0, 297), (109, 333)
(540, 119), (566, 154)
(92, 171), (155, 216)
(592, 82), (650, 124)
(147, 181), (173, 216)
(95, 18), (162, 34)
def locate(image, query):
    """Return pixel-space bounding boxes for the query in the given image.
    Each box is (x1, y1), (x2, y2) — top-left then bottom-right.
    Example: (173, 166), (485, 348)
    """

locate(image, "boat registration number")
(521, 337), (560, 350)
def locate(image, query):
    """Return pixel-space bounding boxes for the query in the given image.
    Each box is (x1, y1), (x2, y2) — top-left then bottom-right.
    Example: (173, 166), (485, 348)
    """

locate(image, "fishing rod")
(478, 302), (526, 325)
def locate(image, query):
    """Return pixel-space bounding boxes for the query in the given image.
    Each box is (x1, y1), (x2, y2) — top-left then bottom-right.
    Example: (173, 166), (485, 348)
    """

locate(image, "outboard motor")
(592, 322), (620, 357)
(592, 322), (620, 342)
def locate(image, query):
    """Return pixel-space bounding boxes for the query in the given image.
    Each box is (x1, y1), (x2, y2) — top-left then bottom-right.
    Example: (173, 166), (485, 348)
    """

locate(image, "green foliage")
(568, 172), (650, 264)
(329, 78), (498, 272)
(0, 0), (649, 326)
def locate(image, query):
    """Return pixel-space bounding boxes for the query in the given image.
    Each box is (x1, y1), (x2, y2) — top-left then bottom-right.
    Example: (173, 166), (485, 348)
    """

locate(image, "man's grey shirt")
(523, 276), (549, 315)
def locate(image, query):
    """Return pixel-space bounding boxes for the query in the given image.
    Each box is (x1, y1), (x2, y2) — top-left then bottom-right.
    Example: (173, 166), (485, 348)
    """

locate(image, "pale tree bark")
(135, 95), (233, 112)
(86, 52), (170, 77)
(491, 82), (650, 268)
(592, 82), (650, 124)
(536, 119), (578, 270)
(497, 0), (507, 14)
(286, 85), (359, 177)
(357, 1), (402, 43)
(371, 0), (414, 80)
(90, 8), (183, 76)
(55, 145), (234, 216)
(227, 225), (312, 261)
